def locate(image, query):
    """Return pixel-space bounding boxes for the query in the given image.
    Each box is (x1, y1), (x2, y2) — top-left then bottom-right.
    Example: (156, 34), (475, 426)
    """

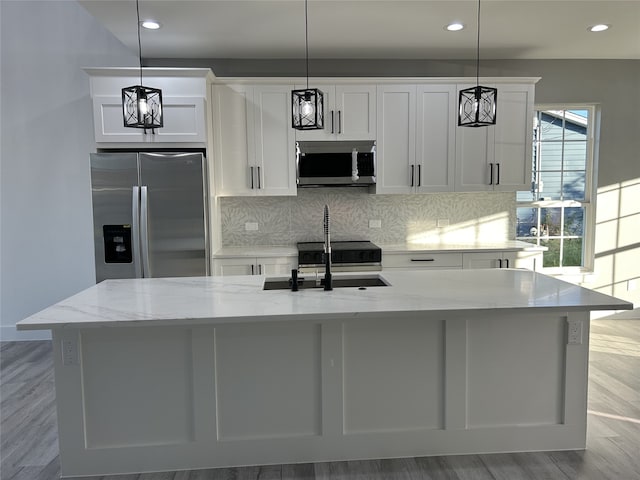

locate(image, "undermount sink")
(263, 274), (390, 291)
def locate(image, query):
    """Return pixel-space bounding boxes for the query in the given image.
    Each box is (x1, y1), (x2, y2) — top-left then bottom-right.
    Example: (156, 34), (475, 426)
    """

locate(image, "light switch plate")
(437, 218), (449, 227)
(245, 222), (259, 231)
(369, 219), (381, 229)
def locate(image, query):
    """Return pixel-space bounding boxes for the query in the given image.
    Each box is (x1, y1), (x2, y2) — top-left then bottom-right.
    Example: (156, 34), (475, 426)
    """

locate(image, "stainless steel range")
(297, 240), (382, 273)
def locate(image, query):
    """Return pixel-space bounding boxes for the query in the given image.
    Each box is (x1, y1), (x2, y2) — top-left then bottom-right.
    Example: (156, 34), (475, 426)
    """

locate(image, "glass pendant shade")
(458, 85), (497, 127)
(292, 88), (324, 130)
(122, 85), (163, 130)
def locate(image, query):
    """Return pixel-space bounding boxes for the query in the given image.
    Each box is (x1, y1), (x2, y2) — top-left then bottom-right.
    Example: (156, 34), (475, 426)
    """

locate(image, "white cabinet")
(213, 256), (296, 276)
(382, 252), (463, 270)
(376, 85), (456, 194)
(454, 83), (533, 192)
(92, 96), (207, 143)
(213, 84), (296, 196)
(415, 85), (456, 193)
(493, 84), (535, 191)
(462, 250), (542, 270)
(295, 84), (376, 141)
(86, 68), (213, 146)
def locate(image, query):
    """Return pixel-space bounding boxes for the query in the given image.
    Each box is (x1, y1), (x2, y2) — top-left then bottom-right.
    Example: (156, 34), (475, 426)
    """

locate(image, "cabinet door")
(462, 252), (503, 269)
(213, 258), (256, 276)
(493, 84), (534, 191)
(454, 84), (496, 192)
(93, 96), (206, 143)
(335, 85), (377, 140)
(416, 85), (456, 193)
(252, 86), (297, 196)
(258, 256), (297, 276)
(213, 84), (254, 196)
(375, 85), (416, 194)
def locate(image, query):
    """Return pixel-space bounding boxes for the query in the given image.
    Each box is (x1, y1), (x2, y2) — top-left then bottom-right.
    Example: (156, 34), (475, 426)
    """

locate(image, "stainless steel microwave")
(296, 141), (376, 187)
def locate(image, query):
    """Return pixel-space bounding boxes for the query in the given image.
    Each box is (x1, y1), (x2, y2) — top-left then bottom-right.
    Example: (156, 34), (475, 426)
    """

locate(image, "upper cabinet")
(376, 84), (457, 194)
(294, 84), (376, 141)
(92, 95), (206, 143)
(454, 82), (534, 192)
(213, 84), (296, 197)
(85, 68), (214, 147)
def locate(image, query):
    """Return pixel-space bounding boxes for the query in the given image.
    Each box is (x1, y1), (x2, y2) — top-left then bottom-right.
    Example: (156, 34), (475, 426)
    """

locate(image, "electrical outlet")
(244, 222), (259, 231)
(62, 338), (79, 365)
(567, 319), (583, 345)
(369, 219), (381, 229)
(437, 218), (449, 227)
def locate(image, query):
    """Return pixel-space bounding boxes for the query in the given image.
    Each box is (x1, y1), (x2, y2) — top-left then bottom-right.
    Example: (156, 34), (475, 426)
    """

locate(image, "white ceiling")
(78, 0), (640, 60)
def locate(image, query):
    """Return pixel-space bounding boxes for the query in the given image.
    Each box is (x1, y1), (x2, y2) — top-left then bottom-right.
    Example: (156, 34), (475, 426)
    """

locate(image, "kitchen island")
(17, 269), (632, 478)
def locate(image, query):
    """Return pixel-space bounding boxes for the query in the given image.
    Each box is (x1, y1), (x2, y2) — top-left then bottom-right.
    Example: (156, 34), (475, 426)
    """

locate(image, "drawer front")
(382, 252), (463, 269)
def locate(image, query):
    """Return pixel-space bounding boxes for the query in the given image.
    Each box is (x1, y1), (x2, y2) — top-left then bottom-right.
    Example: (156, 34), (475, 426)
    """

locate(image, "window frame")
(516, 104), (599, 274)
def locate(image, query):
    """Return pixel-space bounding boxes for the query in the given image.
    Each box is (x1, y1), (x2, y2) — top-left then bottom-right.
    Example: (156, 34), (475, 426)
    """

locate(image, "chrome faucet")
(323, 204), (332, 291)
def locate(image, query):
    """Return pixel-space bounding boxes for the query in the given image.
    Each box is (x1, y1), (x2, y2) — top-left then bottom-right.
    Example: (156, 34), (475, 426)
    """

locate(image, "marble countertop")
(213, 241), (545, 259)
(380, 240), (546, 253)
(17, 269), (631, 331)
(213, 246), (297, 258)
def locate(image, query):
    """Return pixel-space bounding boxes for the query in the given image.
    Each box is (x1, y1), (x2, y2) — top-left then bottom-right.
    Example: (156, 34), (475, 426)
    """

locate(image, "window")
(516, 106), (597, 272)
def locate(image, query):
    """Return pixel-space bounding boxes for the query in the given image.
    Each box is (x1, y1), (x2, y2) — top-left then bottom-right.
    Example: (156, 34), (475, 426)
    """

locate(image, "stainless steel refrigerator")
(90, 152), (209, 282)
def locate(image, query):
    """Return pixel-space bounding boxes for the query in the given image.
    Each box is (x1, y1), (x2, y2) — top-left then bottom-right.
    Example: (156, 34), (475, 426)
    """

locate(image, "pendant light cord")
(305, 0), (309, 90)
(476, 0), (481, 87)
(136, 0), (143, 86)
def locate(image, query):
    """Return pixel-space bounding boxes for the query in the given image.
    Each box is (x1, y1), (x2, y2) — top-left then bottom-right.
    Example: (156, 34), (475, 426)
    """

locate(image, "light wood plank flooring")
(2, 319), (639, 480)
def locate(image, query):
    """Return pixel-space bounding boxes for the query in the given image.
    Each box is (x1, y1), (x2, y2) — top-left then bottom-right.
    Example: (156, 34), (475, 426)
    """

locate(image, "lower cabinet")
(383, 251), (542, 271)
(382, 252), (463, 270)
(462, 251), (542, 271)
(213, 256), (297, 276)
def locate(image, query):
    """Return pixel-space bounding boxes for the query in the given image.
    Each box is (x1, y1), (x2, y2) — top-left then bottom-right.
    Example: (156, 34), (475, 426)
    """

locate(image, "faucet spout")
(323, 205), (332, 291)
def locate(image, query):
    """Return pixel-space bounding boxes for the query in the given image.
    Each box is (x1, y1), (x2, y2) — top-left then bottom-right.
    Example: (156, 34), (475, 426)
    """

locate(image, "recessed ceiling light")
(141, 20), (161, 30)
(588, 24), (610, 32)
(445, 23), (465, 32)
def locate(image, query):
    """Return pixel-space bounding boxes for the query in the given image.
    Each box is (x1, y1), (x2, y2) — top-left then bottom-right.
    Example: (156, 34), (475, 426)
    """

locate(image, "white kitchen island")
(17, 269), (632, 478)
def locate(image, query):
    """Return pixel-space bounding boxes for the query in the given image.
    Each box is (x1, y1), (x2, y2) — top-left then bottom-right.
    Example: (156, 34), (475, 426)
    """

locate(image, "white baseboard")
(0, 325), (52, 342)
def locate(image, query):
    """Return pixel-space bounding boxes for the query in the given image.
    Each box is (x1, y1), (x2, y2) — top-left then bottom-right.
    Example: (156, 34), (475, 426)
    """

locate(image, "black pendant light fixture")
(122, 0), (163, 132)
(292, 0), (324, 130)
(458, 0), (497, 127)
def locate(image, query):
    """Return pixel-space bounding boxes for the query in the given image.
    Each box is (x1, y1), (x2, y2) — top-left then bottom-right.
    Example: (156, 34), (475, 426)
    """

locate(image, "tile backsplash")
(221, 189), (516, 246)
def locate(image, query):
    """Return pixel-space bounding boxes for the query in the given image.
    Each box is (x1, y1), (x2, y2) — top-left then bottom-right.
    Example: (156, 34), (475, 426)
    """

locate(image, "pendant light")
(292, 0), (324, 130)
(122, 0), (163, 132)
(458, 0), (497, 127)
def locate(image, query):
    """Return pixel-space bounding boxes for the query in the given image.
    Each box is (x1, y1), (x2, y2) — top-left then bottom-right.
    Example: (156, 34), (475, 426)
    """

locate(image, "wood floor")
(2, 319), (639, 480)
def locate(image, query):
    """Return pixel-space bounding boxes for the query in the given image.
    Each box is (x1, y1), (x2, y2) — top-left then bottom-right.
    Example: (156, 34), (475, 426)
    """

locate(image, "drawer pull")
(411, 258), (435, 262)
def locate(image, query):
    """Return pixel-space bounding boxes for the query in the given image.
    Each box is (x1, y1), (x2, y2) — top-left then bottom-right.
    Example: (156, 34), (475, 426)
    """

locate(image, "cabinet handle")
(331, 111), (335, 134)
(505, 258), (509, 268)
(258, 264), (262, 275)
(489, 163), (494, 185)
(338, 110), (342, 134)
(411, 258), (435, 262)
(410, 165), (415, 187)
(417, 164), (422, 187)
(498, 258), (503, 268)
(250, 166), (254, 189)
(257, 166), (261, 189)
(496, 163), (501, 185)
(251, 264), (255, 275)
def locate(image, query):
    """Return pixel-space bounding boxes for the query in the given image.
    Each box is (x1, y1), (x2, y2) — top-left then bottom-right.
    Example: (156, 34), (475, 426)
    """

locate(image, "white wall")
(0, 1), (138, 340)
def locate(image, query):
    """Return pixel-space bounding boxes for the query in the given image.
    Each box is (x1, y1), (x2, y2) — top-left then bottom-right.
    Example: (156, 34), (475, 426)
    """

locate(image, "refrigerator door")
(90, 153), (142, 282)
(139, 152), (208, 277)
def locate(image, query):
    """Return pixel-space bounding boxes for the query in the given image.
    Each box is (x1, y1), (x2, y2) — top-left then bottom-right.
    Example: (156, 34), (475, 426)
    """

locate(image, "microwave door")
(90, 152), (142, 282)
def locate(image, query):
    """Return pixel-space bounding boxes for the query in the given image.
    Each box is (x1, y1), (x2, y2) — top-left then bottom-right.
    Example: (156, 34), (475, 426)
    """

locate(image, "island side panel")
(51, 309), (592, 477)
